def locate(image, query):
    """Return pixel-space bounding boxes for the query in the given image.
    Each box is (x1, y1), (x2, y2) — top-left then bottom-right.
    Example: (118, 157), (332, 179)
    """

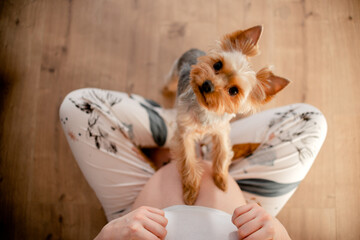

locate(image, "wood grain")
(0, 0), (359, 239)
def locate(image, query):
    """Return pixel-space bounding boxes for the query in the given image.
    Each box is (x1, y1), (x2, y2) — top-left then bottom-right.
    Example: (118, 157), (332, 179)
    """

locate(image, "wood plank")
(279, 208), (337, 240)
(0, 0), (45, 238)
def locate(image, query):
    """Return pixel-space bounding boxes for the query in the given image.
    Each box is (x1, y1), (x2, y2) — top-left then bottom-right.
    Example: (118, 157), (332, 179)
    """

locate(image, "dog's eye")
(228, 86), (239, 96)
(213, 61), (223, 71)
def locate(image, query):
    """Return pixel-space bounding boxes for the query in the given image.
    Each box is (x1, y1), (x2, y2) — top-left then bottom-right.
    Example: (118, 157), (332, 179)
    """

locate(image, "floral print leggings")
(59, 88), (327, 221)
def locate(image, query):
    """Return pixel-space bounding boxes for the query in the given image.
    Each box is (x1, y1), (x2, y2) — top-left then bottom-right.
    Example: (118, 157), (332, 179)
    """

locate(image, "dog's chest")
(176, 88), (235, 135)
(178, 101), (234, 135)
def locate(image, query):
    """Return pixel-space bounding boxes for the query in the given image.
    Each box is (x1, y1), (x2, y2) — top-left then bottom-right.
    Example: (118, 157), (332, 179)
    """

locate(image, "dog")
(164, 26), (290, 205)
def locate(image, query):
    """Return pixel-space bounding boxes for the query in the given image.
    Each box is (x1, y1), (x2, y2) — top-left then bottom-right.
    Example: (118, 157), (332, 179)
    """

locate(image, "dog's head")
(190, 26), (290, 115)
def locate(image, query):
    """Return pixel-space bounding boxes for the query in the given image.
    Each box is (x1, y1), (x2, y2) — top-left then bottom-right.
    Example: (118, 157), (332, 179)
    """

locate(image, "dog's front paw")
(213, 174), (228, 192)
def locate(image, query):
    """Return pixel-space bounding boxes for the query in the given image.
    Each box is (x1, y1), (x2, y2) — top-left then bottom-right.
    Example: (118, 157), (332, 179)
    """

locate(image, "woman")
(59, 88), (327, 239)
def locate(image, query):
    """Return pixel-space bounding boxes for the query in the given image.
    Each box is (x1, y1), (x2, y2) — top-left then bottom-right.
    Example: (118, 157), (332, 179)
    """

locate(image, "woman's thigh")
(229, 103), (327, 216)
(60, 88), (177, 221)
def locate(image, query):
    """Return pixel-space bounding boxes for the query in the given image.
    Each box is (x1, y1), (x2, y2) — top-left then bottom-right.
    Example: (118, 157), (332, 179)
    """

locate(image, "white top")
(164, 205), (238, 240)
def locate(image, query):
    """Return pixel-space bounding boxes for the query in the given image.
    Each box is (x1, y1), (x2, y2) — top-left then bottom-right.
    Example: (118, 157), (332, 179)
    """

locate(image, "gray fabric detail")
(236, 178), (300, 197)
(140, 103), (167, 146)
(145, 98), (161, 108)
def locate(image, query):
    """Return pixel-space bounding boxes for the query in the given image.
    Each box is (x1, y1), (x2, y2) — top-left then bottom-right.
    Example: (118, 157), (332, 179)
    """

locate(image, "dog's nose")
(201, 80), (214, 93)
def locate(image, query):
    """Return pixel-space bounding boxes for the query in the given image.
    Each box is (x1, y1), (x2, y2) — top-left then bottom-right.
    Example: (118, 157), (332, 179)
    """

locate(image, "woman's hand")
(95, 206), (168, 240)
(232, 203), (291, 240)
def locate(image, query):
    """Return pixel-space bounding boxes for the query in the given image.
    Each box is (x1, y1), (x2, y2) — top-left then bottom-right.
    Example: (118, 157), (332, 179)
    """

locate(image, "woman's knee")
(291, 103), (328, 138)
(272, 103), (327, 166)
(59, 88), (99, 119)
(59, 88), (109, 145)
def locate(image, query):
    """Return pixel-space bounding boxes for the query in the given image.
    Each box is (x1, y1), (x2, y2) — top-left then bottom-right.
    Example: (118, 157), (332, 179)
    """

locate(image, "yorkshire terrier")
(164, 26), (290, 205)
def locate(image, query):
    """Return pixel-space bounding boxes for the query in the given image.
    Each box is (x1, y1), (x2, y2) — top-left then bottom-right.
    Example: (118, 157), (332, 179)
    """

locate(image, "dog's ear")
(220, 25), (263, 57)
(251, 67), (290, 103)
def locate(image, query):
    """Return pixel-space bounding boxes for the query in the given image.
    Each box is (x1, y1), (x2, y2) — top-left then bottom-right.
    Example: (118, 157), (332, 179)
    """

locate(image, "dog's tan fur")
(165, 26), (290, 205)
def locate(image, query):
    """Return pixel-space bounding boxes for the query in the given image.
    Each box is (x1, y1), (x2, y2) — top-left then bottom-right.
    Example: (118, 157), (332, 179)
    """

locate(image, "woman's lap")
(60, 88), (327, 220)
(132, 161), (247, 215)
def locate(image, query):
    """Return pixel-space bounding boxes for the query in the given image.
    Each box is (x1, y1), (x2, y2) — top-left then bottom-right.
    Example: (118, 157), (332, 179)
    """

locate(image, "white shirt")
(164, 205), (238, 240)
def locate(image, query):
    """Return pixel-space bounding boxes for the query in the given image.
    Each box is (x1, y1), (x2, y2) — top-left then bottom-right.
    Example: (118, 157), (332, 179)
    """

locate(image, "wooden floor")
(0, 0), (359, 239)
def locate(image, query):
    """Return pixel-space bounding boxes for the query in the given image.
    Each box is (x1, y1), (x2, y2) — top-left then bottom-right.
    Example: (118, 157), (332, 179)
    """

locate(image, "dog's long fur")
(164, 26), (290, 205)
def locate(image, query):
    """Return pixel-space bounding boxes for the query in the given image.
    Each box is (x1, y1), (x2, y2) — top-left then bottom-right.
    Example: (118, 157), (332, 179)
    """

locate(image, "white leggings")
(59, 88), (327, 221)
